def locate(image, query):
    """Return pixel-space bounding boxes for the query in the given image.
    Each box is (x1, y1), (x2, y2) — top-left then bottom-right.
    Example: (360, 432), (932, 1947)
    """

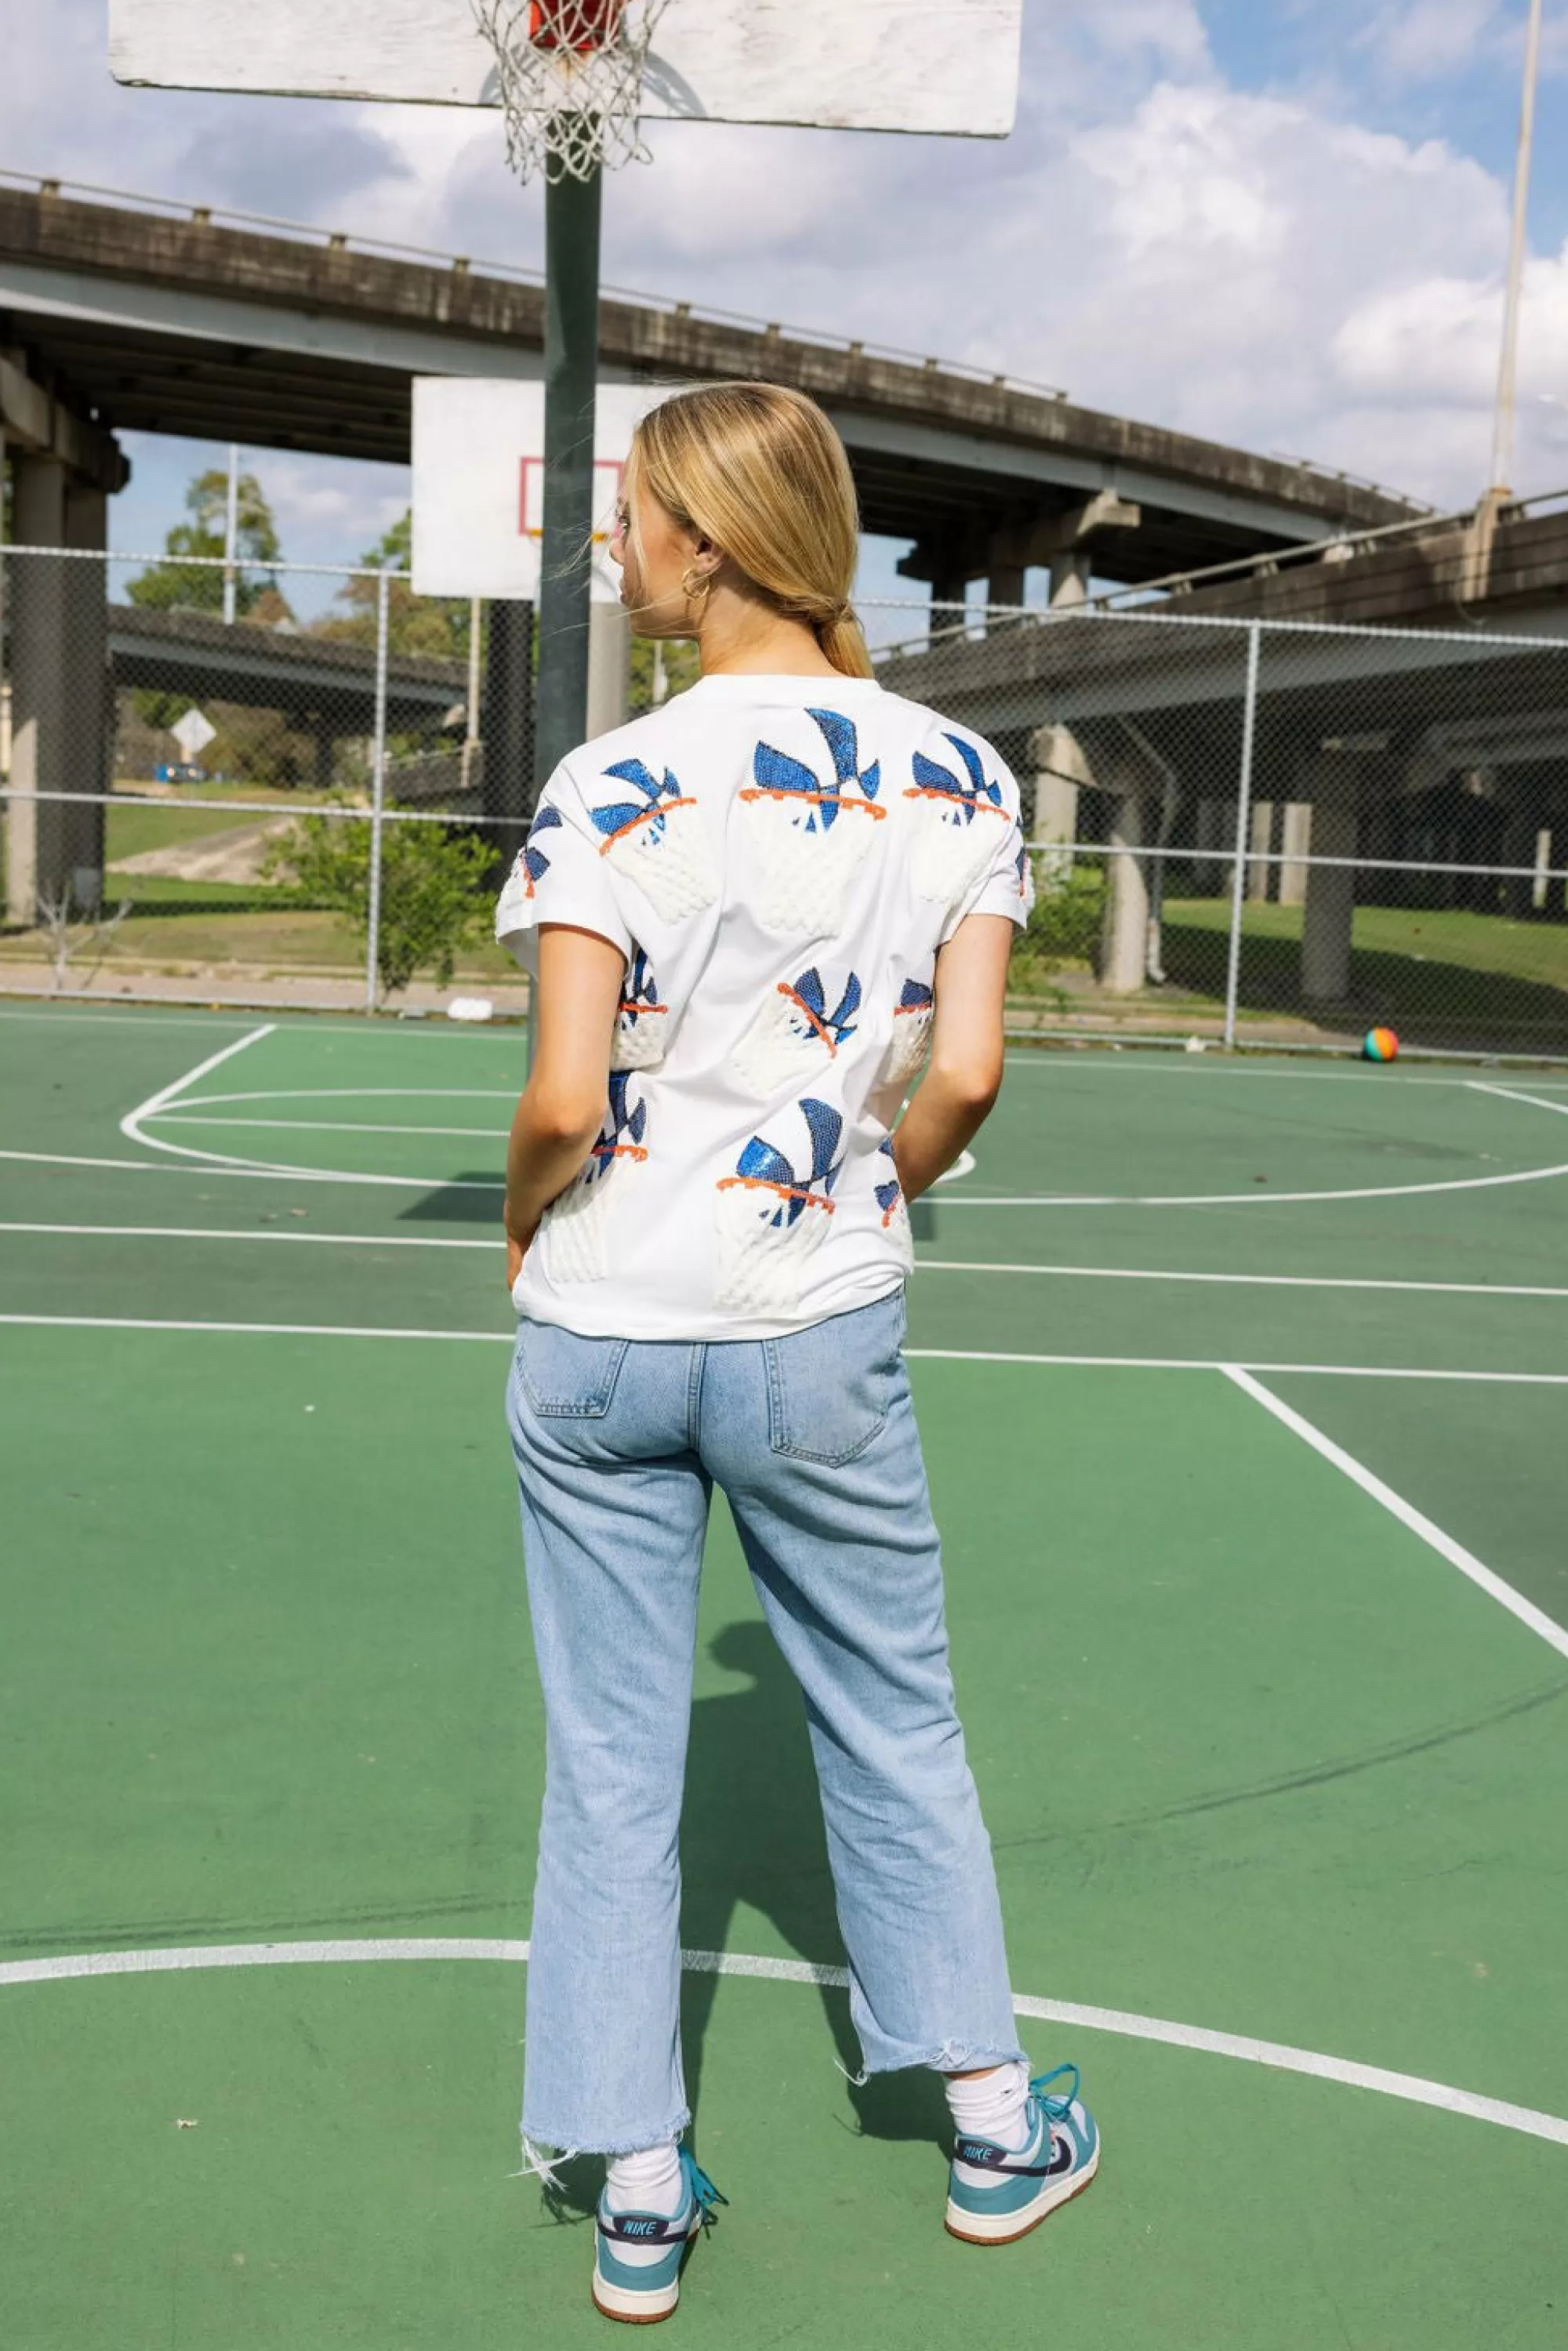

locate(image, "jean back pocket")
(514, 1319), (629, 1418)
(763, 1290), (906, 1466)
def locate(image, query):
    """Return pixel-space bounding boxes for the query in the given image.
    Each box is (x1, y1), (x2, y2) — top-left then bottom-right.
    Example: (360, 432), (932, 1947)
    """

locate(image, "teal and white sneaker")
(592, 2147), (728, 2325)
(945, 2064), (1100, 2246)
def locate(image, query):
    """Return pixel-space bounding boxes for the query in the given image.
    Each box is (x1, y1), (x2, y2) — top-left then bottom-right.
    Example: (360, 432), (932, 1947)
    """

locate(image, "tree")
(125, 469), (289, 619)
(630, 633), (700, 714)
(318, 511), (475, 661)
(264, 810), (495, 999)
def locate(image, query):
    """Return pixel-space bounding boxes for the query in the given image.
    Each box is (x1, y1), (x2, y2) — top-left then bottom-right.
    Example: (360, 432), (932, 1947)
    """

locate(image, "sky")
(4, 0), (1568, 609)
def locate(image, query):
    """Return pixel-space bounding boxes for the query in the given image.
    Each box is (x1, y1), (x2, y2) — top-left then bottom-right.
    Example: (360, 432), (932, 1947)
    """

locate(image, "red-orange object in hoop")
(528, 0), (626, 52)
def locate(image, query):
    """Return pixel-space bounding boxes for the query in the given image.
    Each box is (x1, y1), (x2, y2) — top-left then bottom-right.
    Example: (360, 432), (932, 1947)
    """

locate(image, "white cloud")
(11, 0), (1568, 542)
(1359, 0), (1504, 82)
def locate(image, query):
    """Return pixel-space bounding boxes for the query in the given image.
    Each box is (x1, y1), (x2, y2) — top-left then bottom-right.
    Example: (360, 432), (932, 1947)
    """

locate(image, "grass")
(0, 902), (521, 983)
(103, 785), (334, 866)
(1004, 894), (1568, 1047)
(9, 831), (1568, 1042)
(1162, 898), (1568, 1047)
(1173, 898), (1568, 993)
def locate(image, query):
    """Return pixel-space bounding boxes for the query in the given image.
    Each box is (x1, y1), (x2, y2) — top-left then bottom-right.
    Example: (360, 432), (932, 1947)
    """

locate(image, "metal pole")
(223, 443), (240, 626)
(1222, 623), (1262, 1051)
(1491, 0), (1544, 492)
(461, 593), (483, 796)
(365, 563), (393, 1014)
(535, 166), (603, 790)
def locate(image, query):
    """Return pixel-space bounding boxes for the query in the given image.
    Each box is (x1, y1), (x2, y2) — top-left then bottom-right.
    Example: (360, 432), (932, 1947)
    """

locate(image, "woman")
(496, 383), (1098, 2326)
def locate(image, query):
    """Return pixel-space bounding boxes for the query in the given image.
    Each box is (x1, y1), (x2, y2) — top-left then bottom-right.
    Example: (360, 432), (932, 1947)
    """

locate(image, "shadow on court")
(681, 1621), (951, 2163)
(398, 1174), (506, 1223)
(539, 1616), (951, 2225)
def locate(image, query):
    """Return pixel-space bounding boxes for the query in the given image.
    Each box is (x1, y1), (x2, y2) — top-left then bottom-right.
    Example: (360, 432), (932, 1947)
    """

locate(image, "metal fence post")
(1222, 622), (1262, 1050)
(364, 563), (394, 1014)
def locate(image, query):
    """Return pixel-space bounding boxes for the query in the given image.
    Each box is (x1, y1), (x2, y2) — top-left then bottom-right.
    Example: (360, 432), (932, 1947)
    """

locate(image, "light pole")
(1490, 0), (1546, 496)
(222, 442), (241, 626)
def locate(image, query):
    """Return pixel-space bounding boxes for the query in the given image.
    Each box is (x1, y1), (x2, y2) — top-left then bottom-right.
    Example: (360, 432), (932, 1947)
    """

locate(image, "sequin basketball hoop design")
(542, 1071), (649, 1283)
(471, 0), (669, 183)
(715, 1097), (845, 1317)
(742, 710), (885, 935)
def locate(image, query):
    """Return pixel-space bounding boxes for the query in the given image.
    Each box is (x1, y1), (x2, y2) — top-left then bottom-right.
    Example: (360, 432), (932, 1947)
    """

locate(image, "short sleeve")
(495, 765), (635, 974)
(937, 738), (1036, 944)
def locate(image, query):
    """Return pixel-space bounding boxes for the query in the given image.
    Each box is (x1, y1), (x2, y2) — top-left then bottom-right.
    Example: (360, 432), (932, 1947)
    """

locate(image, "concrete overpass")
(107, 602), (472, 785)
(876, 506), (1568, 1018)
(1, 169), (1432, 923)
(0, 172), (1427, 600)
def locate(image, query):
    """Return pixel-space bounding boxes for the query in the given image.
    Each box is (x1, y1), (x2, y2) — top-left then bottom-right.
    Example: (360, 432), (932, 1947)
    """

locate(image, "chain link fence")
(3, 542), (1567, 1056)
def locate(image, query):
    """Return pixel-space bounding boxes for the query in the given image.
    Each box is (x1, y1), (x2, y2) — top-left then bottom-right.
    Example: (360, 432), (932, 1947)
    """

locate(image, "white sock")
(946, 2062), (1033, 2189)
(603, 2140), (686, 2268)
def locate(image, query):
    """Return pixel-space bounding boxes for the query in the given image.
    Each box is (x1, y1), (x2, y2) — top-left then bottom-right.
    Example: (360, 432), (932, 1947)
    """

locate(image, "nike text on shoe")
(593, 2148), (728, 2324)
(945, 2063), (1100, 2247)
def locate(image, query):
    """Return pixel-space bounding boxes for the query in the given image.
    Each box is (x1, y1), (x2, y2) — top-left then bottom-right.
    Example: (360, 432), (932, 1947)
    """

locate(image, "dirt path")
(111, 818), (296, 885)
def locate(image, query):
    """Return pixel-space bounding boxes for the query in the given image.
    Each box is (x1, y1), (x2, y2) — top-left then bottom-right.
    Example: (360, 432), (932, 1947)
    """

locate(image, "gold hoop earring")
(681, 564), (713, 608)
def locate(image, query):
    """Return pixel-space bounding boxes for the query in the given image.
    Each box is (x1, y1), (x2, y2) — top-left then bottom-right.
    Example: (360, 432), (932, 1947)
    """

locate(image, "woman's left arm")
(505, 923), (626, 1288)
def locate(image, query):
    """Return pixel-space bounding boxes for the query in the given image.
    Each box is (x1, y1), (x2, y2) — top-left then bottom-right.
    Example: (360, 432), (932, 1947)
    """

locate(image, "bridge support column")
(5, 455), (67, 927)
(60, 483), (110, 913)
(1100, 782), (1151, 995)
(985, 554), (1025, 622)
(1029, 723), (1087, 878)
(1501, 808), (1543, 920)
(1278, 802), (1312, 905)
(1247, 800), (1274, 901)
(1049, 551), (1091, 608)
(483, 600), (535, 835)
(1301, 780), (1359, 1003)
(312, 714), (337, 790)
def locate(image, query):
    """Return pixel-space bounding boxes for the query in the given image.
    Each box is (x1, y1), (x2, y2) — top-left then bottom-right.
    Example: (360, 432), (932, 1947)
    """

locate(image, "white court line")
(905, 1348), (1568, 1384)
(1, 1939), (1563, 2152)
(0, 1314), (512, 1342)
(0, 1222), (497, 1250)
(3, 1315), (1568, 1388)
(3, 1224), (1563, 1303)
(139, 1111), (970, 1170)
(118, 1025), (275, 1164)
(936, 1159), (1568, 1208)
(1471, 1081), (1568, 1119)
(126, 1082), (1568, 1207)
(152, 1114), (509, 1142)
(1223, 1366), (1568, 1663)
(17, 1131), (1565, 1210)
(0, 1148), (500, 1191)
(916, 1260), (1568, 1301)
(0, 1007), (528, 1044)
(90, 1146), (1568, 1210)
(169, 1090), (520, 1108)
(1000, 1056), (1568, 1089)
(5, 1006), (1567, 1087)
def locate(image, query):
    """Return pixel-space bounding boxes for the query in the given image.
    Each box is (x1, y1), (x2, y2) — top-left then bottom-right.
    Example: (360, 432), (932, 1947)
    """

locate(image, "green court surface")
(2, 1003), (1565, 2349)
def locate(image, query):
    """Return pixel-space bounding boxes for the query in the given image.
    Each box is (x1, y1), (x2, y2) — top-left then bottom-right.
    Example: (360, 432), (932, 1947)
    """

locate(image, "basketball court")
(5, 5), (1559, 2341)
(2, 998), (1565, 2347)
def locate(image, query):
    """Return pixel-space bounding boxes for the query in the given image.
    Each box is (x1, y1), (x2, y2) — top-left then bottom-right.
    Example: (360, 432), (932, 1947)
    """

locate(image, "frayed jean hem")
(844, 2038), (1030, 2087)
(520, 2107), (693, 2165)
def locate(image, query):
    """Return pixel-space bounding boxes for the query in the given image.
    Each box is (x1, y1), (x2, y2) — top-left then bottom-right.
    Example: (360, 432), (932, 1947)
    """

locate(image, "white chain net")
(472, 0), (670, 183)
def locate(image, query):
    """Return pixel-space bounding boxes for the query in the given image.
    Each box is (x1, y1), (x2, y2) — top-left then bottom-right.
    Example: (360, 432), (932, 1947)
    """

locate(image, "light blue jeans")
(505, 1286), (1027, 2157)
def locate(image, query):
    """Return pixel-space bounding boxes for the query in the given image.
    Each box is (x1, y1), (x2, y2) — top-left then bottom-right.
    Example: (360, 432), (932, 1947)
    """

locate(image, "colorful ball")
(1363, 1026), (1399, 1063)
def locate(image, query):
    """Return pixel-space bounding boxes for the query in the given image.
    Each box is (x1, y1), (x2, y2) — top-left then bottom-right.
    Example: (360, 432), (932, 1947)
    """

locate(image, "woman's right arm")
(890, 912), (1013, 1205)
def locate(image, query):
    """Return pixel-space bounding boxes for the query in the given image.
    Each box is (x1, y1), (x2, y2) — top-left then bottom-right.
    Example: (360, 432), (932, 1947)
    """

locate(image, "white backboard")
(110, 1), (1022, 138)
(412, 378), (673, 601)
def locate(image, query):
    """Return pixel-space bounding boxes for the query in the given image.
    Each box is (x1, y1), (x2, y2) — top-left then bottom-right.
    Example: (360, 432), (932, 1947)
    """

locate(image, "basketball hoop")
(472, 0), (669, 182)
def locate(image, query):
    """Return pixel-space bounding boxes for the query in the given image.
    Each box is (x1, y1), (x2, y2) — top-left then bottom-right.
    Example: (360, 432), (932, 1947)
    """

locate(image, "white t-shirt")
(495, 673), (1033, 1341)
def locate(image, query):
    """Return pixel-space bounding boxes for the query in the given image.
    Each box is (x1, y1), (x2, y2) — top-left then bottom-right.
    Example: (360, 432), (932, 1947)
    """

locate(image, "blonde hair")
(625, 382), (874, 680)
